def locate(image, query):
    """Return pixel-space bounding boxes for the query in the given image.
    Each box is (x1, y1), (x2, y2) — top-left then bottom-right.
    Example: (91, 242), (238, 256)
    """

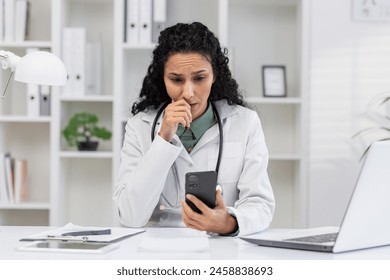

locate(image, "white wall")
(309, 0), (390, 226)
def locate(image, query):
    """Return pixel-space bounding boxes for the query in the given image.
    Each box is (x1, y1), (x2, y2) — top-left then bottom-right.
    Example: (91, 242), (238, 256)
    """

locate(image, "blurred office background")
(0, 0), (389, 229)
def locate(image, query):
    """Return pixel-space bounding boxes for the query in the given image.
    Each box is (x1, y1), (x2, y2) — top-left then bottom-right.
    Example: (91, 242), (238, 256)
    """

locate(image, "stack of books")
(0, 152), (27, 205)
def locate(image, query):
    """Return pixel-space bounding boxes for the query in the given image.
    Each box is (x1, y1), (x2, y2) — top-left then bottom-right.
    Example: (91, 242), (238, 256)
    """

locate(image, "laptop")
(241, 140), (390, 253)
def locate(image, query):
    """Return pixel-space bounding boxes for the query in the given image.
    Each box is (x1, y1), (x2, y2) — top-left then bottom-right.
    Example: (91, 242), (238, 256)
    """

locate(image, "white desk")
(1, 226), (390, 260)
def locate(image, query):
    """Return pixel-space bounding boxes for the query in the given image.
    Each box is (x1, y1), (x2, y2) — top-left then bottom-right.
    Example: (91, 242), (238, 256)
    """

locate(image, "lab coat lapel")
(191, 124), (219, 154)
(173, 134), (193, 164)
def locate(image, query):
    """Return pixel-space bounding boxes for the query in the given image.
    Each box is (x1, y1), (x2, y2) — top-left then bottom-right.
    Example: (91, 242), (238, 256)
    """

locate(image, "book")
(0, 153), (9, 204)
(14, 159), (27, 203)
(4, 153), (14, 203)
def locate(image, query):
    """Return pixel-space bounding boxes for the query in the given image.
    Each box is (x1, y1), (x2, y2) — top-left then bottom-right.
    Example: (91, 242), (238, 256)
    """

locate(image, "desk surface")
(1, 226), (390, 260)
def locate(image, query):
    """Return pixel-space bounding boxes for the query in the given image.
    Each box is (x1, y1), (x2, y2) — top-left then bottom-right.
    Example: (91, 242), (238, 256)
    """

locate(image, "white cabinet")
(0, 0), (116, 226)
(1, 0), (309, 228)
(0, 0), (53, 225)
(222, 0), (309, 227)
(51, 0), (115, 226)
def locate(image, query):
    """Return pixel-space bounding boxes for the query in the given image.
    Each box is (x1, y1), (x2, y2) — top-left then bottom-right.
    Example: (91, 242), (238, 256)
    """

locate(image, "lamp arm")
(0, 50), (21, 72)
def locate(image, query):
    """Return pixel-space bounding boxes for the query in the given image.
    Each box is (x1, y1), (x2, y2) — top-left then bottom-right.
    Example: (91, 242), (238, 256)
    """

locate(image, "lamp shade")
(14, 51), (67, 86)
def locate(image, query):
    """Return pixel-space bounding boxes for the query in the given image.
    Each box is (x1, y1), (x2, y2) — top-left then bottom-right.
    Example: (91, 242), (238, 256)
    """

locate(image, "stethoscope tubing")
(151, 100), (223, 173)
(151, 100), (224, 209)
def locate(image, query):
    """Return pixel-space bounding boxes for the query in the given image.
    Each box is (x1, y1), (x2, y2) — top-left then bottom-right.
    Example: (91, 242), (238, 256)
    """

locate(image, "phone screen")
(185, 171), (217, 214)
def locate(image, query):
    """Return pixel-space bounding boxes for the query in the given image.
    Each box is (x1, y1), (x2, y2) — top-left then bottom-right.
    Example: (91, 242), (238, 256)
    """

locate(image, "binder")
(0, 0), (4, 41)
(14, 0), (27, 41)
(39, 85), (50, 116)
(139, 0), (152, 45)
(72, 28), (86, 96)
(4, 0), (15, 42)
(26, 83), (39, 117)
(125, 0), (139, 44)
(62, 28), (73, 97)
(62, 27), (86, 97)
(26, 48), (40, 117)
(152, 0), (166, 43)
(85, 41), (102, 95)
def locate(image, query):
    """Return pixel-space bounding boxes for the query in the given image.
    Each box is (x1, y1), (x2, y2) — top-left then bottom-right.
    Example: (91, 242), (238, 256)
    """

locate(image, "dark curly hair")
(131, 22), (246, 115)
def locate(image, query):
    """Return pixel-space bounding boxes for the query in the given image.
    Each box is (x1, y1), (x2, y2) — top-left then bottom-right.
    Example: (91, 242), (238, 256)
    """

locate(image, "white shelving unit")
(223, 0), (310, 227)
(0, 0), (54, 226)
(51, 0), (115, 227)
(0, 0), (309, 228)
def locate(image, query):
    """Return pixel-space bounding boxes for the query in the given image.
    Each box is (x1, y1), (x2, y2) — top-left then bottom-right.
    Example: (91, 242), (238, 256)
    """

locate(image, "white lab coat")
(113, 99), (275, 236)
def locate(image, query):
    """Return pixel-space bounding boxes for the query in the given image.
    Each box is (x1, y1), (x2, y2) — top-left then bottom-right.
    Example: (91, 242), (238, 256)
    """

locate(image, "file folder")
(26, 83), (40, 117)
(152, 0), (166, 43)
(0, 0), (4, 41)
(139, 0), (152, 45)
(125, 0), (140, 44)
(62, 27), (86, 97)
(85, 41), (102, 95)
(39, 85), (50, 116)
(72, 28), (86, 96)
(15, 0), (28, 41)
(4, 0), (15, 42)
(25, 48), (40, 117)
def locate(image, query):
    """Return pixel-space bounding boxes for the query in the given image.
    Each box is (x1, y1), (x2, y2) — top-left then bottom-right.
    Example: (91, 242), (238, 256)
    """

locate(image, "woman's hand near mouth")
(158, 99), (192, 142)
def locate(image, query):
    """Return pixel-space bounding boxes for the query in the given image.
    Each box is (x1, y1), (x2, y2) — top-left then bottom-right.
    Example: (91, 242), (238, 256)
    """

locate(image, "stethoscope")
(151, 101), (223, 210)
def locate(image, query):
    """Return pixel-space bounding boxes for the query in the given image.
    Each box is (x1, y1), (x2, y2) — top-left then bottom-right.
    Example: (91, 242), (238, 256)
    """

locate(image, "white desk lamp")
(0, 50), (67, 97)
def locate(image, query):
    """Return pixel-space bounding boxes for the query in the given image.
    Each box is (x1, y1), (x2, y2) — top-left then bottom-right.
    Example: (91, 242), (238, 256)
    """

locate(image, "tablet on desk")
(17, 241), (119, 254)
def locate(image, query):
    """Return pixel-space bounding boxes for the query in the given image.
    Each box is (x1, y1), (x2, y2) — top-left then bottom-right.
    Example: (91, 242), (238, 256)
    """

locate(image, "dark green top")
(176, 102), (216, 153)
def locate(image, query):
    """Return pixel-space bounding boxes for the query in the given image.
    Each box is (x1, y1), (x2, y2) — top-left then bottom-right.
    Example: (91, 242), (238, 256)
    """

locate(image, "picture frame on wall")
(262, 65), (287, 97)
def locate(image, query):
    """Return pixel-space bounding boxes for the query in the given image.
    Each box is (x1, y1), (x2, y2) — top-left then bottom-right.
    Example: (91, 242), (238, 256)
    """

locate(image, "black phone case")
(185, 171), (217, 214)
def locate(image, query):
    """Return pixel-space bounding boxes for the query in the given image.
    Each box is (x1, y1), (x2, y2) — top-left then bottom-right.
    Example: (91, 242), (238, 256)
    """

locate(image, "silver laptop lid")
(333, 141), (390, 252)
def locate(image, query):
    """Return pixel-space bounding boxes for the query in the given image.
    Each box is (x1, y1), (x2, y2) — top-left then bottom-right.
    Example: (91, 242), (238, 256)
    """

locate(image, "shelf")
(231, 0), (299, 7)
(0, 202), (50, 210)
(269, 154), (301, 161)
(0, 41), (52, 48)
(122, 43), (156, 50)
(0, 116), (51, 123)
(59, 151), (114, 159)
(60, 95), (114, 102)
(246, 97), (302, 105)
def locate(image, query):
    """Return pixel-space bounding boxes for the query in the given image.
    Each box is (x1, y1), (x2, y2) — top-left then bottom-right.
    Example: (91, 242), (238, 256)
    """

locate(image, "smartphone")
(185, 171), (217, 214)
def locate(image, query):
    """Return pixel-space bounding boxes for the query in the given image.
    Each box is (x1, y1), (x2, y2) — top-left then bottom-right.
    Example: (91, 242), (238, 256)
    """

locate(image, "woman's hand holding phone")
(181, 187), (238, 235)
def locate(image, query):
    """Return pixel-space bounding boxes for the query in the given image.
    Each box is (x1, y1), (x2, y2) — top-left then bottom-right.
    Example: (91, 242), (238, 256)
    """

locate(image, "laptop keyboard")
(285, 232), (338, 243)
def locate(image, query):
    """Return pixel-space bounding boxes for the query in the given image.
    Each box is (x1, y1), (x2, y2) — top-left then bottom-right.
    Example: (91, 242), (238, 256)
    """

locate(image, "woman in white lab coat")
(114, 22), (275, 236)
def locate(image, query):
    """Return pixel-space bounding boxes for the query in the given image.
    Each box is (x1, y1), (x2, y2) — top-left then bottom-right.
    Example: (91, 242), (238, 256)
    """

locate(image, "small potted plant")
(62, 112), (112, 151)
